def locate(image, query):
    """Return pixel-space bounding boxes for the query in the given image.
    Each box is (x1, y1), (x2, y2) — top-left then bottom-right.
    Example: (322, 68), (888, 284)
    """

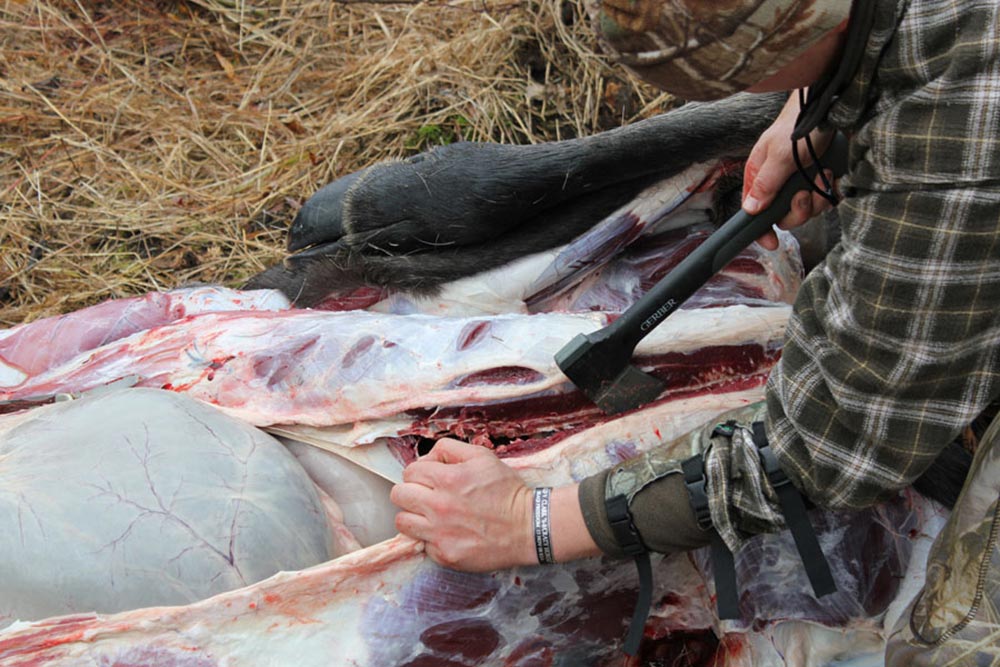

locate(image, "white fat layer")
(283, 439), (398, 547)
(0, 363), (27, 387)
(2, 303), (789, 428)
(743, 622), (887, 667)
(882, 497), (950, 635)
(370, 248), (559, 316)
(267, 424), (411, 480)
(510, 387), (768, 485)
(0, 287), (291, 390)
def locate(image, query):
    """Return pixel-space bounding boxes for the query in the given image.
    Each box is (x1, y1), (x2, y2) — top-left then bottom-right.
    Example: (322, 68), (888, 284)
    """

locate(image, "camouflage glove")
(582, 400), (795, 626)
(587, 401), (786, 557)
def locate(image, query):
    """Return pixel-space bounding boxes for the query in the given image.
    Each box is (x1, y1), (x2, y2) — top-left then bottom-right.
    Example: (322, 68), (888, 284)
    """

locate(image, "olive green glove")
(579, 401), (786, 557)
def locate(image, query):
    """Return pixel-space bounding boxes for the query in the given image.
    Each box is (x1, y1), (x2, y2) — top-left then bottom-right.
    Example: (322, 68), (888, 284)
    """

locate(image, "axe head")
(554, 333), (665, 414)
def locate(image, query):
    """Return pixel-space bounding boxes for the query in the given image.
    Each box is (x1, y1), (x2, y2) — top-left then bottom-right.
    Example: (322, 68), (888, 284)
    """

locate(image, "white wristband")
(533, 487), (555, 565)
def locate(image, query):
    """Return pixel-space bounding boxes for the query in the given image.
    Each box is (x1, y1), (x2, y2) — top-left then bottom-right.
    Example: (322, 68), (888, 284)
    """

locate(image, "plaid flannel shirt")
(581, 0), (1000, 557)
(763, 0), (1000, 521)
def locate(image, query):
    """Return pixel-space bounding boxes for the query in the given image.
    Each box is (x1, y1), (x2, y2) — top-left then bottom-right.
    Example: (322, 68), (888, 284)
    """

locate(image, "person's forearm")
(548, 484), (603, 563)
(541, 478), (706, 564)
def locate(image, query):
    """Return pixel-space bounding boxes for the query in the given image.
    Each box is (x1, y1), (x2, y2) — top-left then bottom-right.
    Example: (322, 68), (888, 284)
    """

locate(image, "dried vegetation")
(0, 0), (672, 326)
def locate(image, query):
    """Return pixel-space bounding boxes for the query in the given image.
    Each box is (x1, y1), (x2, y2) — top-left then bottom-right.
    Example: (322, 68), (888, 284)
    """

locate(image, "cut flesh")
(0, 387), (943, 667)
(0, 177), (942, 665)
(0, 305), (789, 430)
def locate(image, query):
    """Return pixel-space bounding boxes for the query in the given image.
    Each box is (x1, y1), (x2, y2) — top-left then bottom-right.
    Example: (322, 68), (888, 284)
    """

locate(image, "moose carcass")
(0, 93), (946, 665)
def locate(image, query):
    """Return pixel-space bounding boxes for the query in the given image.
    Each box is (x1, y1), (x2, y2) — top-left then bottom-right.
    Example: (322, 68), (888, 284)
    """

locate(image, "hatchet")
(555, 132), (849, 414)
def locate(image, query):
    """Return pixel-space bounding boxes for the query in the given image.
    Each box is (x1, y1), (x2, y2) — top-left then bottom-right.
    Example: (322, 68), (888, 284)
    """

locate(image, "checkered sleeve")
(765, 0), (1000, 512)
(582, 0), (1000, 553)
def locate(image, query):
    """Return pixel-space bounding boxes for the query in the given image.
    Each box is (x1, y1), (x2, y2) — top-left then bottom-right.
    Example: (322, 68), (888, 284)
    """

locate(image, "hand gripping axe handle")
(555, 132), (849, 414)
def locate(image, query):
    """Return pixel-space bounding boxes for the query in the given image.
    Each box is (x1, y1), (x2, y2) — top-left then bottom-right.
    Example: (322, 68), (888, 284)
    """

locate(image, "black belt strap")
(751, 422), (837, 598)
(606, 493), (652, 656)
(682, 454), (740, 619)
(709, 531), (739, 619)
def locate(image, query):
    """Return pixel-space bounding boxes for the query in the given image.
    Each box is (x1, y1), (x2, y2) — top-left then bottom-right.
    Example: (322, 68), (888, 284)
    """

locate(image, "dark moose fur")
(246, 93), (787, 304)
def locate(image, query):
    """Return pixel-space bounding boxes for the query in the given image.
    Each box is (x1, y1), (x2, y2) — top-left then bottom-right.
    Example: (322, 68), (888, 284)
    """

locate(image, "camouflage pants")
(885, 416), (1000, 666)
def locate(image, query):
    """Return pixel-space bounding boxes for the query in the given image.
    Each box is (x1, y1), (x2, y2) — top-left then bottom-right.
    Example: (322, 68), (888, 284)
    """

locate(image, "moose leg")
(286, 93), (785, 255)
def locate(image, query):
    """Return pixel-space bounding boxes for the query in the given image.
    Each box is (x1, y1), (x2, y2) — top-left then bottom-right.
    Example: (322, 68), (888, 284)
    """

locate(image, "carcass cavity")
(408, 343), (779, 457)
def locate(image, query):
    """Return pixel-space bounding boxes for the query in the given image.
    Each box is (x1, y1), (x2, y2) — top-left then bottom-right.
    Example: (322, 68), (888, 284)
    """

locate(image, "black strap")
(708, 531), (739, 620)
(627, 551), (652, 655)
(682, 453), (740, 620)
(751, 422), (837, 598)
(791, 1), (877, 140)
(606, 494), (651, 656)
(605, 421), (836, 652)
(607, 494), (646, 557)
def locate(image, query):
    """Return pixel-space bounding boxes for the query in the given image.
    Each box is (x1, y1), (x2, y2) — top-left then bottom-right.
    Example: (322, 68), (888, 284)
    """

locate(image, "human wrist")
(781, 88), (804, 117)
(510, 484), (538, 568)
(548, 484), (601, 563)
(524, 484), (601, 566)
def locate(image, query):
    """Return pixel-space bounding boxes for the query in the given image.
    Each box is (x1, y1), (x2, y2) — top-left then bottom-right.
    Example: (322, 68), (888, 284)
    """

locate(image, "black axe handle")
(556, 132), (849, 414)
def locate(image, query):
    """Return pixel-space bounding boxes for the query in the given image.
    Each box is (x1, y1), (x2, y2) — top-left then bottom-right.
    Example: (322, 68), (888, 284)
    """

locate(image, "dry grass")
(0, 0), (672, 326)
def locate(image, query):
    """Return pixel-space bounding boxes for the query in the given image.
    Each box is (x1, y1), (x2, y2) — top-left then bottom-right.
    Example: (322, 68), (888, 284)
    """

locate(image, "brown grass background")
(0, 0), (672, 327)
